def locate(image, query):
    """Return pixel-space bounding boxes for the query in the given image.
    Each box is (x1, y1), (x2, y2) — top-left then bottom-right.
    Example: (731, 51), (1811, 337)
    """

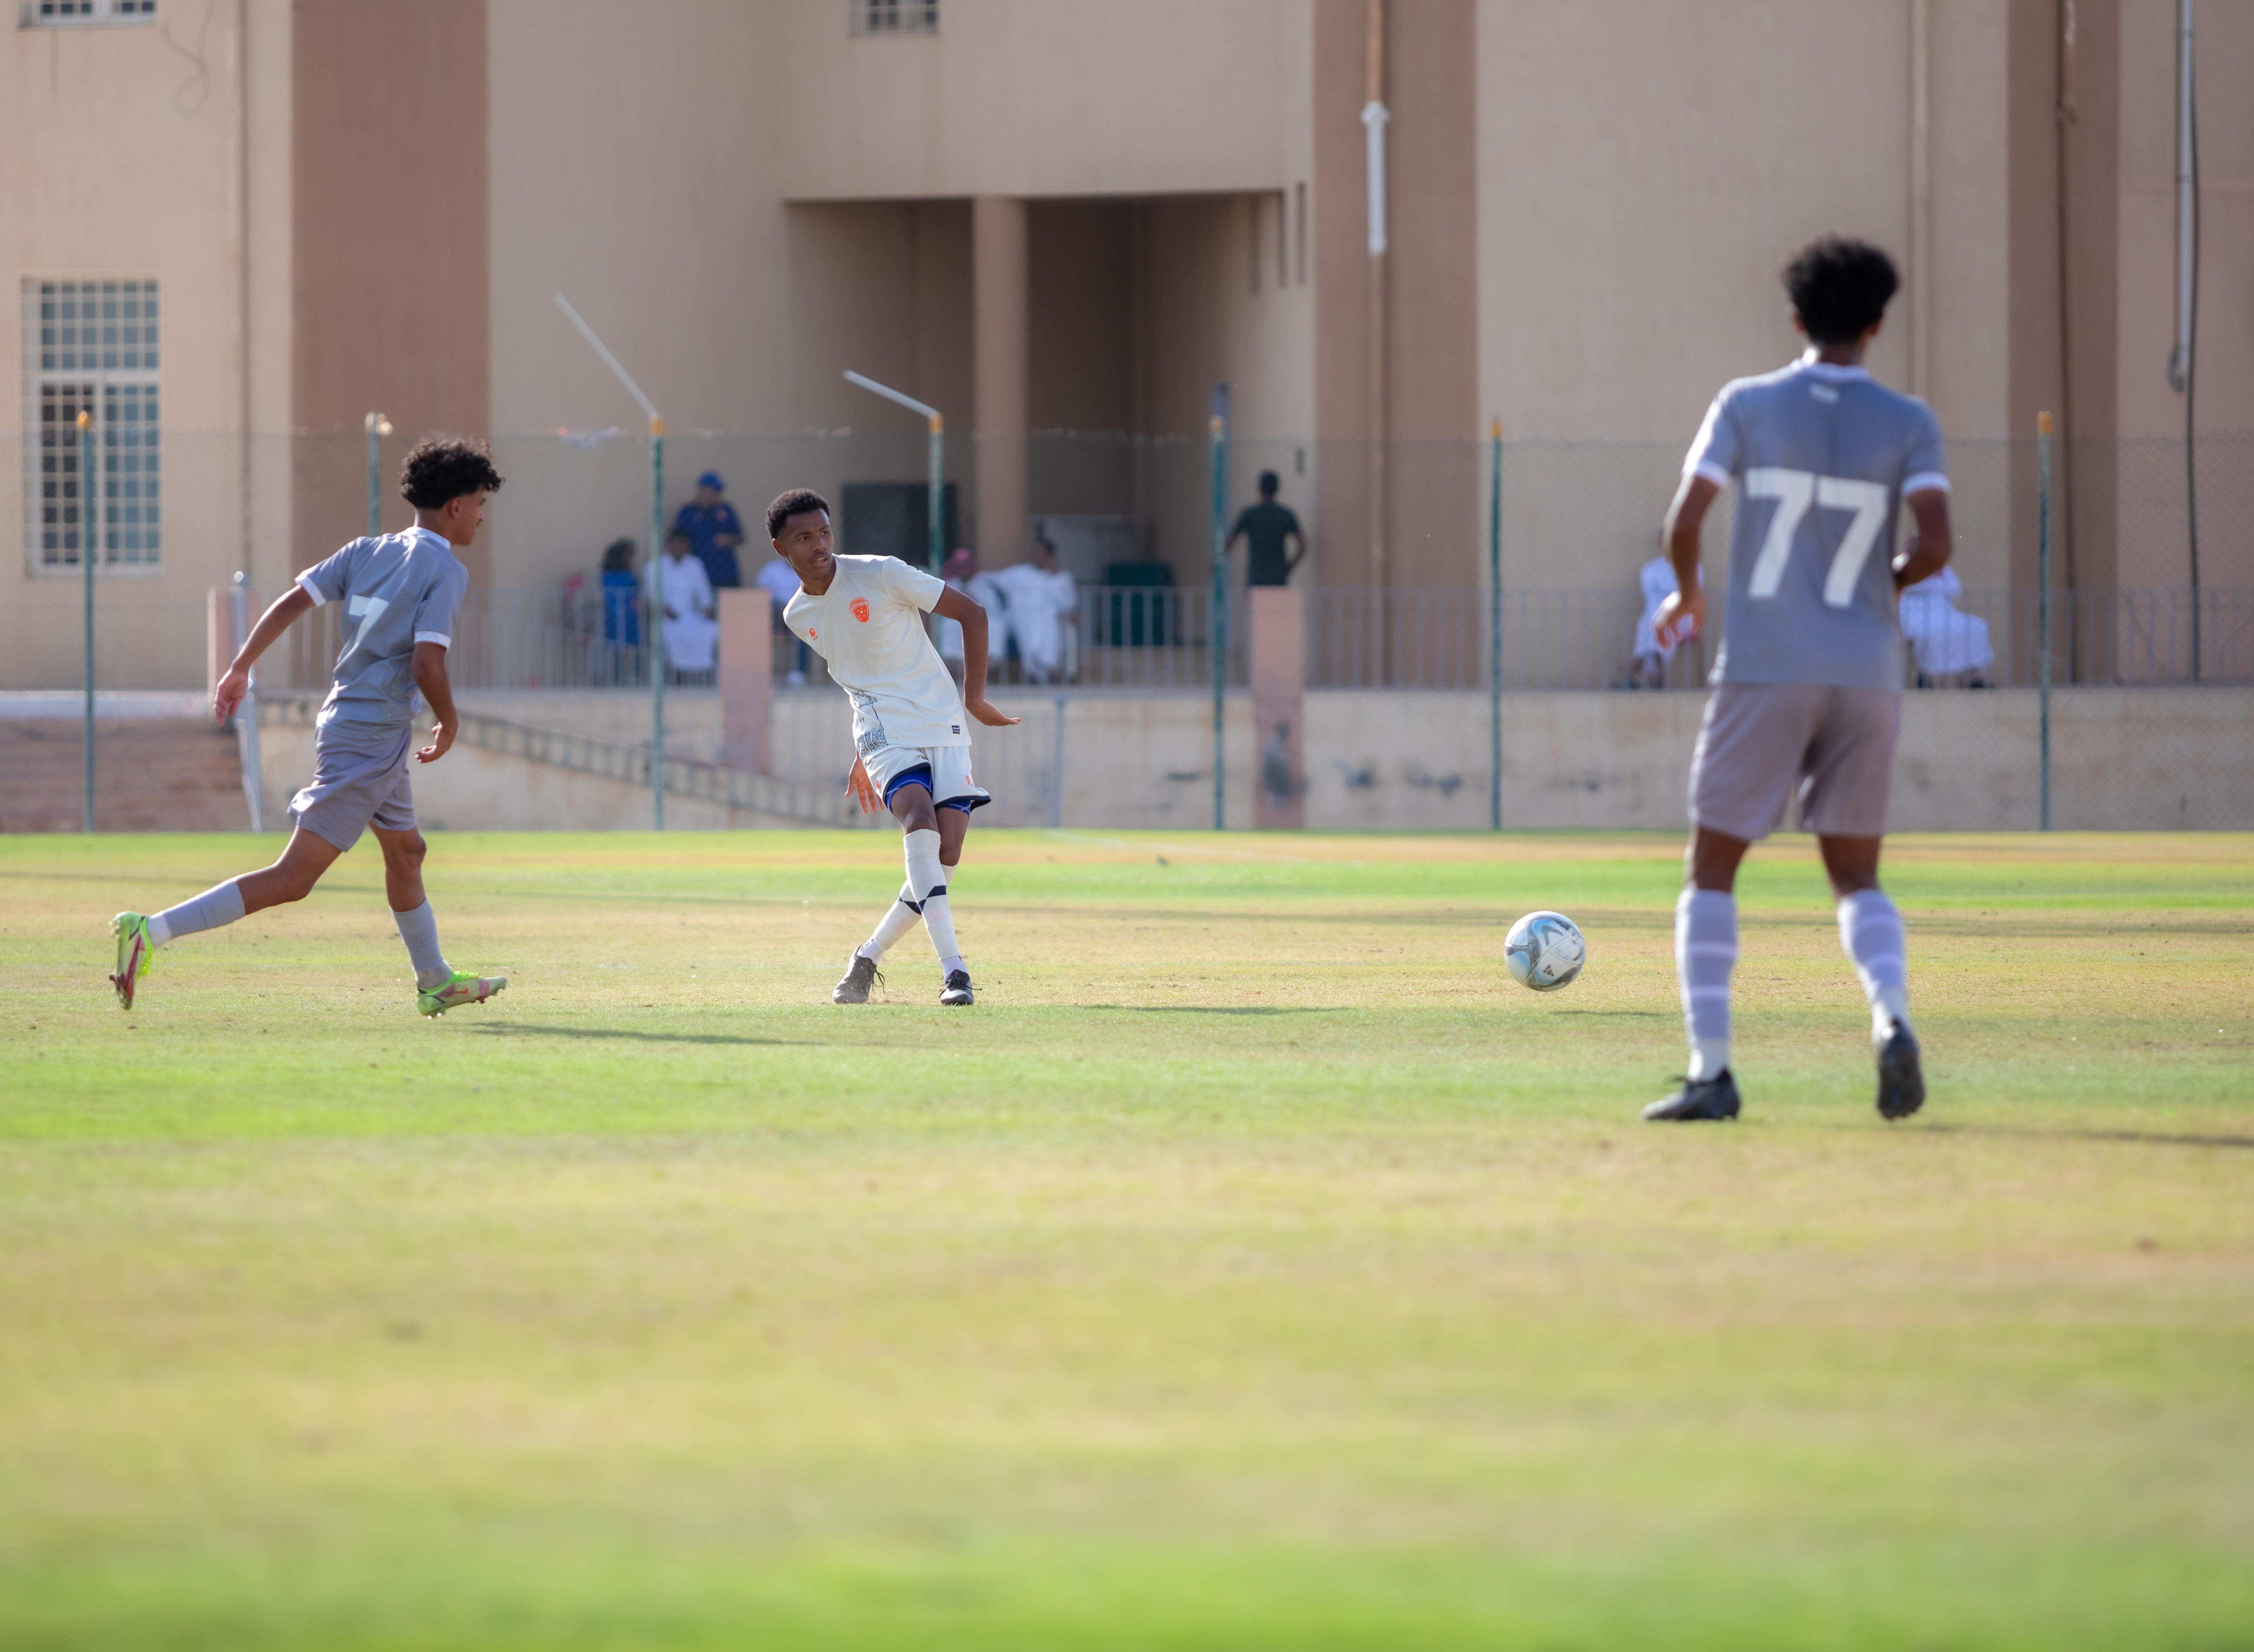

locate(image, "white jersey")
(783, 554), (968, 752)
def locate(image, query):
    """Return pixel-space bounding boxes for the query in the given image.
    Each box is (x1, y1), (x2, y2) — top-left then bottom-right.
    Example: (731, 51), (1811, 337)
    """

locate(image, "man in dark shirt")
(1226, 471), (1306, 587)
(673, 470), (745, 590)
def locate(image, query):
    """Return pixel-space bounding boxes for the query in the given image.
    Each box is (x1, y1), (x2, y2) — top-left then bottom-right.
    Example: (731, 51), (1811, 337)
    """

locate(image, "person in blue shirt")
(599, 537), (641, 650)
(673, 470), (745, 590)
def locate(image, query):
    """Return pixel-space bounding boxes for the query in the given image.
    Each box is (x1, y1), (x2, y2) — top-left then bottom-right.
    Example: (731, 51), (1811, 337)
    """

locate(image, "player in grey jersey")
(108, 439), (509, 1017)
(1644, 236), (1954, 1123)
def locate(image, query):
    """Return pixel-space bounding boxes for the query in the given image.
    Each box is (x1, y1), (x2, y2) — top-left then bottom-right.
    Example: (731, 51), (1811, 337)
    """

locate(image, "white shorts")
(864, 741), (990, 814)
(1688, 681), (1901, 842)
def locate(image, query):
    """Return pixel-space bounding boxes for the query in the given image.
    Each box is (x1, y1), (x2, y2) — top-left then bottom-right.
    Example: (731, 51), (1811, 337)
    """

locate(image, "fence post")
(1488, 418), (1503, 831)
(363, 412), (391, 537)
(231, 572), (264, 832)
(1209, 404), (1228, 830)
(650, 414), (666, 830)
(2037, 411), (2053, 831)
(79, 409), (96, 834)
(1051, 693), (1067, 830)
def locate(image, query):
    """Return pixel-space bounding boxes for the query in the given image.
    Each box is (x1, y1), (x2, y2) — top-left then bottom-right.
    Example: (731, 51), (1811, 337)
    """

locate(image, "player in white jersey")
(765, 488), (1019, 1007)
(1645, 237), (1954, 1123)
(107, 439), (509, 1018)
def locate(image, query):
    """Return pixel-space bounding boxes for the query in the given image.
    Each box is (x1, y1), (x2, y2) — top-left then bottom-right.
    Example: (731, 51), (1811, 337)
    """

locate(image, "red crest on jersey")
(807, 627), (817, 640)
(850, 598), (871, 623)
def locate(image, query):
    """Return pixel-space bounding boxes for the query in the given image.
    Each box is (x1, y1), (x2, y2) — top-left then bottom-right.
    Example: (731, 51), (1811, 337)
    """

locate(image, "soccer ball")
(1505, 910), (1586, 992)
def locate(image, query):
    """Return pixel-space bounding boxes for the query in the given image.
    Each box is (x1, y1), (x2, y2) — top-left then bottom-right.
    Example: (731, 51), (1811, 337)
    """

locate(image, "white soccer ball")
(1505, 910), (1586, 992)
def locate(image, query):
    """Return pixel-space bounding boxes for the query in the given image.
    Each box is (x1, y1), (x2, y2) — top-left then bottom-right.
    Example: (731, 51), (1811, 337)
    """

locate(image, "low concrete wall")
(234, 686), (2252, 834)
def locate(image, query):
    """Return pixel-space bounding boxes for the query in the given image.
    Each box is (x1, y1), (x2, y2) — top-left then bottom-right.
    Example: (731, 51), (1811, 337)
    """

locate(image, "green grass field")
(3, 828), (2251, 1649)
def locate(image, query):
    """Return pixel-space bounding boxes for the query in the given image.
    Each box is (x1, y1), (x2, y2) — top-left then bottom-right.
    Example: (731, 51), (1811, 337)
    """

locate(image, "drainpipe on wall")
(2168, 0), (2201, 677)
(1362, 0), (1389, 678)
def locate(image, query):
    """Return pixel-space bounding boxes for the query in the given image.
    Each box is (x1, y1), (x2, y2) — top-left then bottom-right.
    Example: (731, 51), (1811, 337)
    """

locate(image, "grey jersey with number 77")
(295, 525), (470, 736)
(1683, 353), (1948, 692)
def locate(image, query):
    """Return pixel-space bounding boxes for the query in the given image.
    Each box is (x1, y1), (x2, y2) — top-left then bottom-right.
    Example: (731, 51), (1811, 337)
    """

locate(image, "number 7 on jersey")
(1742, 468), (1890, 608)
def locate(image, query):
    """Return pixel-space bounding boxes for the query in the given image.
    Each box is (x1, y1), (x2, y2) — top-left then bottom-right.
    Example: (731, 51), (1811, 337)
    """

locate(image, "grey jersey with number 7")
(1683, 354), (1948, 692)
(295, 525), (470, 735)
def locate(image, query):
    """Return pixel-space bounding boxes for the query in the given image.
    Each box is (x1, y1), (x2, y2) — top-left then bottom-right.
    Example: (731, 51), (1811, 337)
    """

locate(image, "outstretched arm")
(1653, 473), (1720, 649)
(933, 586), (1021, 729)
(410, 641), (459, 764)
(212, 584), (314, 722)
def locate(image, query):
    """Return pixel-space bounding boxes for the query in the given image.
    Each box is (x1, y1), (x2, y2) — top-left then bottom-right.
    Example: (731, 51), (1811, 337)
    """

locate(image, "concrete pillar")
(718, 587), (773, 775)
(973, 195), (1029, 568)
(1250, 586), (1305, 829)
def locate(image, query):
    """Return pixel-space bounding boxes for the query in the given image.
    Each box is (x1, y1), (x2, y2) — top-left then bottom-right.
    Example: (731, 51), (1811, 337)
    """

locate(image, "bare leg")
(1816, 834), (1883, 897)
(371, 826), (429, 913)
(936, 805), (970, 868)
(1686, 825), (1752, 892)
(235, 827), (346, 915)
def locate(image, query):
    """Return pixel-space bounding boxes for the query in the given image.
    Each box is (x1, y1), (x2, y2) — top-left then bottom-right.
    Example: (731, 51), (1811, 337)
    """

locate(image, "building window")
(18, 0), (157, 25)
(851, 0), (936, 36)
(24, 280), (161, 570)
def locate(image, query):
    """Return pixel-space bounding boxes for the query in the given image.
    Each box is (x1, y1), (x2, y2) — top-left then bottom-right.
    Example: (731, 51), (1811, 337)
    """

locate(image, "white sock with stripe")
(1837, 888), (1910, 1041)
(858, 883), (922, 962)
(1676, 887), (1737, 1081)
(902, 829), (963, 971)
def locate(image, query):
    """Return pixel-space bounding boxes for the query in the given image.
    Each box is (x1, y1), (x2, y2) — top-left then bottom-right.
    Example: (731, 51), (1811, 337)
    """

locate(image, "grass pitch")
(3, 828), (2251, 1649)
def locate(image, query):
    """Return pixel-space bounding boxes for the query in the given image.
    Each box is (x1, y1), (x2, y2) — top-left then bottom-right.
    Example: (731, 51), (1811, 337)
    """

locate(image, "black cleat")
(832, 953), (882, 1005)
(1875, 1022), (1925, 1120)
(1643, 1070), (1742, 1123)
(940, 969), (974, 1007)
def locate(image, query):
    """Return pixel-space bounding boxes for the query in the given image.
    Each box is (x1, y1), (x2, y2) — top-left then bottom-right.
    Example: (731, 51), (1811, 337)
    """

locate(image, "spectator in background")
(756, 549), (810, 686)
(1626, 553), (1680, 689)
(932, 546), (977, 689)
(599, 537), (640, 650)
(996, 536), (1078, 685)
(673, 471), (745, 591)
(654, 529), (718, 678)
(965, 548), (1012, 678)
(1226, 470), (1307, 586)
(1899, 564), (1993, 687)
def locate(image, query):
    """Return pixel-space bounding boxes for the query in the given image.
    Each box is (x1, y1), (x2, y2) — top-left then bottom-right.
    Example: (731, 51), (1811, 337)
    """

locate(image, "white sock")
(858, 883), (922, 961)
(393, 900), (452, 991)
(1676, 887), (1737, 1081)
(146, 879), (247, 948)
(902, 829), (961, 968)
(1838, 888), (1910, 1040)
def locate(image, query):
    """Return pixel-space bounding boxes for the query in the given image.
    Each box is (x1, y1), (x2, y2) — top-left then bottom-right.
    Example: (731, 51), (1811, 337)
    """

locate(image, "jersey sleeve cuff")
(1902, 472), (1951, 496)
(412, 630), (452, 648)
(1689, 460), (1733, 489)
(296, 572), (328, 606)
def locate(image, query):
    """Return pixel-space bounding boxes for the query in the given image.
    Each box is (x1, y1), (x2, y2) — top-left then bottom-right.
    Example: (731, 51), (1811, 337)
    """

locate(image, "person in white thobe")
(653, 531), (718, 673)
(1628, 554), (1680, 688)
(1898, 563), (1993, 685)
(995, 539), (1079, 684)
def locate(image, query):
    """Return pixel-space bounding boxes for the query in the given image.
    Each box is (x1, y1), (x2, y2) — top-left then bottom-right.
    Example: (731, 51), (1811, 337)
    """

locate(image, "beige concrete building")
(5, 0), (2250, 690)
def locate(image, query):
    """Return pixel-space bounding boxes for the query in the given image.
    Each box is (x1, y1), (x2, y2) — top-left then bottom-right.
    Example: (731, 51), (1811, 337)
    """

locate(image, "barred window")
(24, 280), (161, 570)
(18, 0), (157, 25)
(851, 0), (936, 36)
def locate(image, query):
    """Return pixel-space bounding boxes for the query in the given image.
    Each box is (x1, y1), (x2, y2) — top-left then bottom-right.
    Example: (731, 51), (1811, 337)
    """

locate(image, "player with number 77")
(1645, 235), (1954, 1127)
(106, 438), (511, 1019)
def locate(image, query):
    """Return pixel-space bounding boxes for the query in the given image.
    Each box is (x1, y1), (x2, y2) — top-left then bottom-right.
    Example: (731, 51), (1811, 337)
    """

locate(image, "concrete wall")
(2, 0), (292, 686)
(231, 686), (2254, 834)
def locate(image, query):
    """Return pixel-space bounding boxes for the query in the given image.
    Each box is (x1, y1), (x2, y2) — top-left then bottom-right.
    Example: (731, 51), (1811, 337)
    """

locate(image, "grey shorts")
(289, 722), (416, 850)
(1688, 681), (1902, 842)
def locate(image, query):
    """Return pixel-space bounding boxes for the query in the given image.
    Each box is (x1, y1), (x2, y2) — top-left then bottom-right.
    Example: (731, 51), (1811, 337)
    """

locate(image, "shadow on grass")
(1077, 1005), (1335, 1017)
(463, 1024), (788, 1048)
(1923, 1123), (2254, 1152)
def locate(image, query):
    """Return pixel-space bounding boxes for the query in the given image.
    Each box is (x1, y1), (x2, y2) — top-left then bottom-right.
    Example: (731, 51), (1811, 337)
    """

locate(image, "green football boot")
(417, 970), (508, 1017)
(109, 912), (154, 1010)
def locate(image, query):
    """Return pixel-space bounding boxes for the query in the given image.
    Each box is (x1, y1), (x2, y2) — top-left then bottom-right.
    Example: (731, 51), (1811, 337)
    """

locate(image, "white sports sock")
(1676, 887), (1737, 1081)
(858, 882), (922, 961)
(392, 900), (452, 991)
(1838, 888), (1910, 1039)
(146, 879), (247, 948)
(902, 829), (961, 967)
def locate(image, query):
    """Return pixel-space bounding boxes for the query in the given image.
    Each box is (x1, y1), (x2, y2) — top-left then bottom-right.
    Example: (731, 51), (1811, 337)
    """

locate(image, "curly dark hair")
(600, 537), (636, 574)
(1783, 236), (1899, 347)
(400, 437), (506, 510)
(765, 487), (830, 540)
